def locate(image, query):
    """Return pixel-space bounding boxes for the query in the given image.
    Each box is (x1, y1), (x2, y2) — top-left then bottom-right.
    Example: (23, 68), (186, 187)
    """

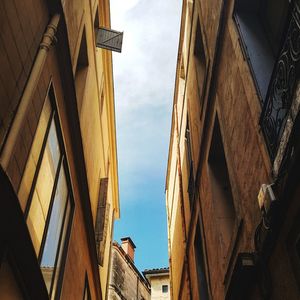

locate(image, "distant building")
(0, 0), (119, 299)
(143, 268), (170, 300)
(108, 238), (151, 300)
(166, 0), (300, 299)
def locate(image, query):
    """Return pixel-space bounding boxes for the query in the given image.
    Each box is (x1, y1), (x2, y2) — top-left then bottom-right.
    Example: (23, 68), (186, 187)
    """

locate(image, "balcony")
(260, 1), (300, 163)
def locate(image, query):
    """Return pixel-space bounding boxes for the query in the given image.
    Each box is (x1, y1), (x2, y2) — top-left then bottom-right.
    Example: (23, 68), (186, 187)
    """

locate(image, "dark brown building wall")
(196, 25), (269, 300)
(170, 0), (300, 299)
(190, 0), (271, 297)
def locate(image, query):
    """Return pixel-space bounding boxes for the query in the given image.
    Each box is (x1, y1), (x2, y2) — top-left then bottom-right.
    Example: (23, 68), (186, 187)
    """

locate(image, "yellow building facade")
(0, 0), (119, 299)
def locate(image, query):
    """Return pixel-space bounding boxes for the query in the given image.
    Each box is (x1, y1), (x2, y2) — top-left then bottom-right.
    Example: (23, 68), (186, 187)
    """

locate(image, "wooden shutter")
(95, 178), (108, 265)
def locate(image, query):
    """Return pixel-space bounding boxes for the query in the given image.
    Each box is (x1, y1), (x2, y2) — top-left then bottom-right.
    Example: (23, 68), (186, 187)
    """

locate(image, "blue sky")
(110, 0), (182, 272)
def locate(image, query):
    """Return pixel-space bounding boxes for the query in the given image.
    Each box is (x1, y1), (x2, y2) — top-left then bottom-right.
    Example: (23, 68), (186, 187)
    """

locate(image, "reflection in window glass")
(50, 199), (71, 299)
(41, 165), (68, 292)
(21, 91), (73, 299)
(47, 120), (60, 169)
(27, 118), (60, 255)
(18, 98), (51, 211)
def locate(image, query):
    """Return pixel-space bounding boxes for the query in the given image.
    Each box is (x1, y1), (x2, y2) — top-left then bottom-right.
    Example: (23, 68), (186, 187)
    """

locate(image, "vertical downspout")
(0, 14), (60, 171)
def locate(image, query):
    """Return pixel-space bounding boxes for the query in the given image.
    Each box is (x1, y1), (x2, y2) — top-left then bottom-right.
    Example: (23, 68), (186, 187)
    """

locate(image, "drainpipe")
(0, 14), (60, 171)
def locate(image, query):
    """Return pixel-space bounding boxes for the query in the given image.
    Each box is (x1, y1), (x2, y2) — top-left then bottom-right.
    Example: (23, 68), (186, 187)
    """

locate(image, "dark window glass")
(162, 285), (168, 293)
(234, 0), (289, 102)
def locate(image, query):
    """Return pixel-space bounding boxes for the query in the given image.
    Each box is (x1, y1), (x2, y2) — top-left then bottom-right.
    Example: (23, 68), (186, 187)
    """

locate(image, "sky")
(110, 0), (182, 272)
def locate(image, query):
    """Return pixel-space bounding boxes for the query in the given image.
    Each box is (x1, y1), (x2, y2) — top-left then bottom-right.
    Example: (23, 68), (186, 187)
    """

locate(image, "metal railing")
(260, 1), (300, 161)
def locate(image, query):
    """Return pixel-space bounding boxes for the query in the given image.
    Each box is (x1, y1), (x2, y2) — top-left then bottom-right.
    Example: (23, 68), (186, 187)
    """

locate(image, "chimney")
(121, 237), (136, 262)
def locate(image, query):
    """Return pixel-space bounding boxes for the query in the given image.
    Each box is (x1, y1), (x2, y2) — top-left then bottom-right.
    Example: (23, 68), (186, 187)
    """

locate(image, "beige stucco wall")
(149, 275), (170, 300)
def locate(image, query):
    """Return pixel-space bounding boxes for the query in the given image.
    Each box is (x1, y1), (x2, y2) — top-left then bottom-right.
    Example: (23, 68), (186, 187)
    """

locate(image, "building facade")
(143, 268), (170, 300)
(108, 238), (151, 300)
(166, 0), (300, 299)
(0, 0), (119, 299)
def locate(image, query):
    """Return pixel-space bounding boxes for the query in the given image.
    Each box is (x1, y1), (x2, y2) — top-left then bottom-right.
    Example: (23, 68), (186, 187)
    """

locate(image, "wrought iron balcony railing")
(260, 1), (300, 162)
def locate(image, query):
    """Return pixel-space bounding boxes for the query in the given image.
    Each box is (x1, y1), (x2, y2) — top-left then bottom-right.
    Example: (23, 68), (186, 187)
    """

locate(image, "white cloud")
(110, 0), (182, 203)
(111, 0), (141, 25)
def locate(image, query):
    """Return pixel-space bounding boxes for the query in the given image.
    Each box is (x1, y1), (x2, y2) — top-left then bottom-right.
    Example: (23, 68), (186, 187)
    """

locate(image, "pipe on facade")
(0, 14), (61, 171)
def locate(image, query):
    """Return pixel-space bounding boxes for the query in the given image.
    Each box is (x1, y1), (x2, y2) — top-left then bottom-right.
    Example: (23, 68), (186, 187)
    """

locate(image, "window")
(185, 118), (194, 206)
(75, 28), (89, 113)
(234, 0), (289, 102)
(194, 221), (209, 300)
(19, 89), (74, 299)
(162, 285), (168, 293)
(194, 18), (207, 106)
(208, 116), (236, 254)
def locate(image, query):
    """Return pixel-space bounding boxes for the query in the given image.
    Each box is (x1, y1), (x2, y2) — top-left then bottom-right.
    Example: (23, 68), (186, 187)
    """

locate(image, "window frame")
(23, 85), (74, 300)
